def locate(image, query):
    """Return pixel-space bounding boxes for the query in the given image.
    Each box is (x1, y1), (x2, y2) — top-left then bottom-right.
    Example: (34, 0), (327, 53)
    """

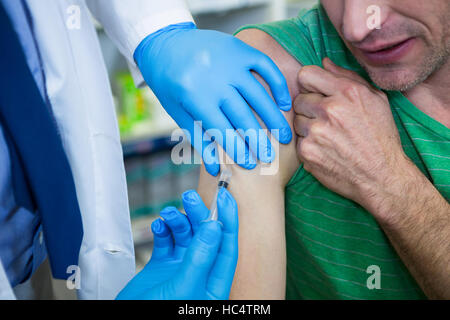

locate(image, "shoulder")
(234, 28), (302, 185)
(197, 29), (302, 193)
(236, 28), (303, 99)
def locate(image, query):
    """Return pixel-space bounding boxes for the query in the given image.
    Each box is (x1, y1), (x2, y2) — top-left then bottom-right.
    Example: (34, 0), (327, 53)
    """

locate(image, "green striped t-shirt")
(237, 5), (449, 299)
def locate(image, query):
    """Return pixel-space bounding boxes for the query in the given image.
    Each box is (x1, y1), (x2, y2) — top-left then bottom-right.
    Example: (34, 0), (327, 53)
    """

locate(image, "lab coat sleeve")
(86, 0), (194, 87)
(0, 260), (15, 299)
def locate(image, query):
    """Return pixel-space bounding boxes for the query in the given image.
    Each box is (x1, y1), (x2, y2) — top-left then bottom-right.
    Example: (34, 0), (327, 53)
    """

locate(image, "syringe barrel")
(205, 168), (232, 222)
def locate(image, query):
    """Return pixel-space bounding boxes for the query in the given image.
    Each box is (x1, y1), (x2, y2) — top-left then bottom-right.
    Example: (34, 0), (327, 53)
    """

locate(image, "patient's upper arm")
(236, 28), (304, 102)
(196, 29), (303, 299)
(198, 28), (303, 205)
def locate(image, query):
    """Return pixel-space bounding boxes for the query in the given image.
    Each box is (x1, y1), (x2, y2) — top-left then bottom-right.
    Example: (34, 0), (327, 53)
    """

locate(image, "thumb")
(322, 57), (371, 87)
(172, 221), (222, 297)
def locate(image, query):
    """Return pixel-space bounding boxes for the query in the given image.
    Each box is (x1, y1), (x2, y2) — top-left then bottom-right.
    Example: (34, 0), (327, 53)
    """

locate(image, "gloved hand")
(135, 23), (293, 176)
(116, 189), (239, 300)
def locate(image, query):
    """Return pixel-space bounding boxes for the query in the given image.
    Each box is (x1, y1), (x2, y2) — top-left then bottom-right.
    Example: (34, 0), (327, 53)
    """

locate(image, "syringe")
(205, 168), (232, 221)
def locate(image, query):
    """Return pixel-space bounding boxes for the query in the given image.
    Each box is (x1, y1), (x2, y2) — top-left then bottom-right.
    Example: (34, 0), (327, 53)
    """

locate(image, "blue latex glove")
(116, 189), (238, 300)
(135, 23), (293, 176)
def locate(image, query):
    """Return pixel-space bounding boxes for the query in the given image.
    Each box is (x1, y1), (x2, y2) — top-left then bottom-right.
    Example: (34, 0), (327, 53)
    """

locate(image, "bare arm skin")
(197, 29), (301, 299)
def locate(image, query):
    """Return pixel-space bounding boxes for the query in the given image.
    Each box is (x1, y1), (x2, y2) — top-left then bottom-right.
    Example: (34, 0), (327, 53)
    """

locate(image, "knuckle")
(309, 122), (325, 137)
(322, 101), (347, 128)
(318, 98), (331, 110)
(293, 94), (306, 112)
(341, 83), (361, 99)
(321, 100), (341, 118)
(297, 68), (307, 83)
(297, 139), (306, 157)
(298, 65), (318, 80)
(298, 139), (316, 162)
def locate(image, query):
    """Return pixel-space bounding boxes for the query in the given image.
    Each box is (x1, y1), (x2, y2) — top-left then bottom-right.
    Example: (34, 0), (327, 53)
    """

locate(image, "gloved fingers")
(221, 88), (275, 163)
(247, 48), (292, 111)
(172, 108), (220, 176)
(237, 74), (292, 145)
(160, 207), (193, 251)
(216, 188), (239, 235)
(206, 188), (239, 299)
(172, 221), (222, 296)
(238, 71), (293, 142)
(151, 218), (174, 259)
(187, 100), (256, 170)
(182, 190), (210, 233)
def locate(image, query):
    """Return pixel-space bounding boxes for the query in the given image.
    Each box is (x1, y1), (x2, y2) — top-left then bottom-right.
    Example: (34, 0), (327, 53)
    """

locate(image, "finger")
(293, 93), (325, 119)
(248, 48), (292, 111)
(174, 109), (220, 176)
(296, 137), (307, 164)
(296, 135), (317, 167)
(159, 207), (193, 250)
(172, 221), (222, 297)
(294, 114), (315, 138)
(182, 190), (210, 233)
(322, 58), (370, 87)
(206, 188), (239, 299)
(151, 218), (173, 259)
(217, 189), (239, 235)
(188, 99), (257, 170)
(297, 65), (341, 96)
(237, 74), (293, 145)
(221, 88), (275, 163)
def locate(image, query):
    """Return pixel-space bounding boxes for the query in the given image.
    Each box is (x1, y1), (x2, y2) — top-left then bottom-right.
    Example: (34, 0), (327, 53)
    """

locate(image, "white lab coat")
(0, 0), (194, 300)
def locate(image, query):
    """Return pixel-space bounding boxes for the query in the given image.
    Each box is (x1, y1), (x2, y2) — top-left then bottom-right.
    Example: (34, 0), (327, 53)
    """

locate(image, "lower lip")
(361, 38), (416, 65)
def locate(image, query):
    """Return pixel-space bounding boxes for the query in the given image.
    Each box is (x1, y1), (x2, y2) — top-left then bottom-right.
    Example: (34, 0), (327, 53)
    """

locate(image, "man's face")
(321, 0), (450, 91)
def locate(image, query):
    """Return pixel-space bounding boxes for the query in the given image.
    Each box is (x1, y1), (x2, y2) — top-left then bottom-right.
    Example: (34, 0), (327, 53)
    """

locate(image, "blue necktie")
(0, 3), (83, 280)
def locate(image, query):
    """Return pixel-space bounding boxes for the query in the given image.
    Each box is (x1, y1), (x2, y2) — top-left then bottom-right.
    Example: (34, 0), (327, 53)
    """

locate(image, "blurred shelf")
(120, 100), (180, 158)
(122, 134), (179, 158)
(94, 0), (272, 31)
(287, 0), (318, 11)
(188, 0), (271, 15)
(131, 214), (158, 247)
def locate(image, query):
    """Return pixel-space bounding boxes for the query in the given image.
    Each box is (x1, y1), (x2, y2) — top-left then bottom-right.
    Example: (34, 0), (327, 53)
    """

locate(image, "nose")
(342, 0), (387, 43)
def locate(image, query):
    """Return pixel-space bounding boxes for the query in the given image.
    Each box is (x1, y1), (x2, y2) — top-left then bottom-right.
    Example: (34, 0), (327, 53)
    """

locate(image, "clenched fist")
(293, 58), (415, 217)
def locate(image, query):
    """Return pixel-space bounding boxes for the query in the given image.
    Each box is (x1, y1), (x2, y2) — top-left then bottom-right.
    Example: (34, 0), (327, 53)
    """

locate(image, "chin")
(364, 65), (424, 92)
